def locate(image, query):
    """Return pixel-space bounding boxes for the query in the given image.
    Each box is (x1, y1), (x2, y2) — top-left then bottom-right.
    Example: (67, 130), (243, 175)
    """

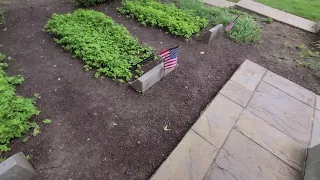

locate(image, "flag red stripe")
(164, 58), (177, 64)
(160, 49), (169, 55)
(164, 62), (177, 67)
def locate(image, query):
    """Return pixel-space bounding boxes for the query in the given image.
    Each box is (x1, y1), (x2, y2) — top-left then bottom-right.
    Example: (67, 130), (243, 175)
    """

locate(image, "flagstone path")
(201, 0), (319, 34)
(150, 60), (320, 180)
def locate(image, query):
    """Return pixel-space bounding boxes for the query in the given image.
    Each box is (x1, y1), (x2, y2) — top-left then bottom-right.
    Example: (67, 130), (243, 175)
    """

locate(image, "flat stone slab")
(219, 80), (253, 107)
(201, 0), (235, 7)
(130, 63), (175, 93)
(204, 163), (237, 180)
(192, 94), (243, 149)
(235, 110), (306, 172)
(247, 81), (313, 146)
(150, 130), (218, 180)
(215, 130), (301, 180)
(311, 110), (320, 147)
(230, 59), (267, 91)
(263, 71), (316, 107)
(236, 0), (317, 33)
(0, 152), (36, 180)
(316, 95), (320, 110)
(304, 144), (320, 180)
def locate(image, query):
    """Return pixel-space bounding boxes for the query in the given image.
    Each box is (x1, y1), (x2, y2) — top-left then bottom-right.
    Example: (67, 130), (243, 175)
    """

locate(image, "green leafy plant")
(0, 53), (40, 153)
(74, 0), (106, 7)
(297, 42), (320, 77)
(42, 119), (51, 124)
(45, 9), (153, 81)
(176, 0), (261, 43)
(118, 0), (208, 38)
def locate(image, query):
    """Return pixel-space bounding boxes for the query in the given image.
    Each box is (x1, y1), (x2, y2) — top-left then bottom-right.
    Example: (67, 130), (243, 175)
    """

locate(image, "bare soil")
(0, 0), (318, 180)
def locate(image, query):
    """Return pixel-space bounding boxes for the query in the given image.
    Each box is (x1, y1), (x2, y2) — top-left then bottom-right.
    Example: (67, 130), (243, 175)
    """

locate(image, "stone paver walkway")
(235, 0), (318, 33)
(150, 60), (320, 180)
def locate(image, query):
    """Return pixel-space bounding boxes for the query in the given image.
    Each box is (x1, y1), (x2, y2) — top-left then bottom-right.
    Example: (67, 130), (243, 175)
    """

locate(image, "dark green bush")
(45, 9), (153, 81)
(74, 0), (106, 7)
(118, 0), (208, 38)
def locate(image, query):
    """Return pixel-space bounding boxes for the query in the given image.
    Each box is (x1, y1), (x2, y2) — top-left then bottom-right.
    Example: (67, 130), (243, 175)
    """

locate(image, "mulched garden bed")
(0, 0), (319, 179)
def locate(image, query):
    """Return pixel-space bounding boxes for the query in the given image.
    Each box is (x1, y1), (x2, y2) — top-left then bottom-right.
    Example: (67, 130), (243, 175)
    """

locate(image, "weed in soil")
(45, 9), (153, 81)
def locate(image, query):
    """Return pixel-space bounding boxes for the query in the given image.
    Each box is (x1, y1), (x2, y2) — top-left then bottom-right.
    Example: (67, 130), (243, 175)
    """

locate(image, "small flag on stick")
(225, 15), (240, 32)
(160, 46), (179, 70)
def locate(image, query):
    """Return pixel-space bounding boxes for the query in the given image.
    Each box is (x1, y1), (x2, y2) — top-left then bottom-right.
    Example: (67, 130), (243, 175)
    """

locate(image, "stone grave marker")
(0, 152), (36, 180)
(200, 24), (223, 44)
(130, 62), (175, 93)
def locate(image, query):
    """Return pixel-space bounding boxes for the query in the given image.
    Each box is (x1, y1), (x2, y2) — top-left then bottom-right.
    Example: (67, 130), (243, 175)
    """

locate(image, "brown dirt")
(0, 0), (319, 180)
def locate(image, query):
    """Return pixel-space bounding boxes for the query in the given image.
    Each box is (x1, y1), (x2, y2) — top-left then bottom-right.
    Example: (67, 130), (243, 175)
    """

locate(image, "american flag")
(225, 15), (240, 32)
(160, 46), (179, 70)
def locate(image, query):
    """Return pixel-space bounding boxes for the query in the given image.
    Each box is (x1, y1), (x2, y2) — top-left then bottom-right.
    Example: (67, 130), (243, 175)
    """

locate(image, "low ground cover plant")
(74, 0), (106, 7)
(177, 0), (261, 43)
(118, 0), (208, 38)
(45, 9), (153, 80)
(298, 42), (320, 77)
(0, 53), (40, 153)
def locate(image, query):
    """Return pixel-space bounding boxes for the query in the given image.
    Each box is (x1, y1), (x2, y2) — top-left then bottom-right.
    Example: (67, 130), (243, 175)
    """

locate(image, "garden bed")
(45, 9), (153, 81)
(0, 0), (319, 180)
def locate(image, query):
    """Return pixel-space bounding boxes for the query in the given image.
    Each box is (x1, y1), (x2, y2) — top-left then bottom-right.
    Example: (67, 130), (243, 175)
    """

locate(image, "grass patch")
(45, 9), (153, 81)
(256, 0), (320, 21)
(118, 0), (208, 38)
(0, 53), (40, 153)
(176, 0), (261, 43)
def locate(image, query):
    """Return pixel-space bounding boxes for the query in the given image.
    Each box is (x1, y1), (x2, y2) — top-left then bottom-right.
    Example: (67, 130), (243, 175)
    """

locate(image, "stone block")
(0, 152), (36, 180)
(235, 110), (306, 172)
(304, 144), (320, 180)
(263, 71), (315, 107)
(247, 81), (313, 146)
(192, 94), (243, 148)
(230, 60), (266, 91)
(215, 130), (301, 180)
(150, 130), (218, 180)
(200, 24), (223, 44)
(311, 110), (320, 147)
(130, 63), (175, 93)
(219, 80), (253, 107)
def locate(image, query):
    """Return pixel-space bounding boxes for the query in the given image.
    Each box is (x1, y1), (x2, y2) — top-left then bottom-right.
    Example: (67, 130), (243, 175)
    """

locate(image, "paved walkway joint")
(150, 59), (319, 180)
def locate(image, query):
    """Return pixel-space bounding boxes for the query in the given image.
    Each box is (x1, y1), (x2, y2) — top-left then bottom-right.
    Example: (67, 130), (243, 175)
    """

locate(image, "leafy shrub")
(74, 0), (106, 7)
(118, 0), (208, 38)
(45, 9), (153, 80)
(0, 53), (40, 153)
(177, 0), (262, 43)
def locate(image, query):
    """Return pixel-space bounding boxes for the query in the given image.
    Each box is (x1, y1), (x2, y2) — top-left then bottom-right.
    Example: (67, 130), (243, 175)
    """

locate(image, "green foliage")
(0, 53), (40, 153)
(298, 43), (320, 77)
(177, 0), (261, 43)
(45, 9), (153, 81)
(118, 0), (208, 38)
(42, 119), (51, 124)
(74, 0), (106, 7)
